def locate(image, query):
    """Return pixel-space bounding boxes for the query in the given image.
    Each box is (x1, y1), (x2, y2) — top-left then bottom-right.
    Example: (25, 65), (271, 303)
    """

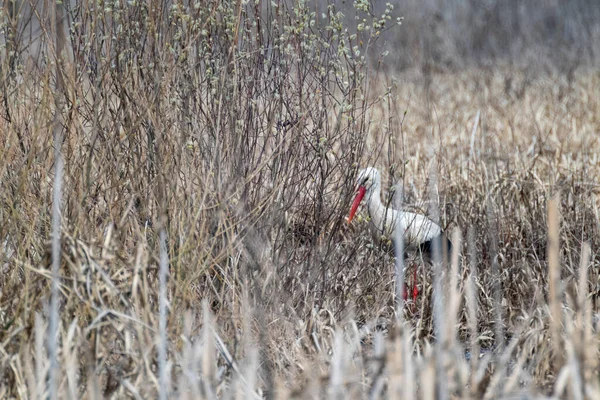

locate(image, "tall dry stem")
(547, 193), (563, 373)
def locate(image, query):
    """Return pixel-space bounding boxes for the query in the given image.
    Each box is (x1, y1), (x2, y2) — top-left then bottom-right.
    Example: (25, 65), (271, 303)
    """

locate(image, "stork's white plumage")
(348, 167), (451, 259)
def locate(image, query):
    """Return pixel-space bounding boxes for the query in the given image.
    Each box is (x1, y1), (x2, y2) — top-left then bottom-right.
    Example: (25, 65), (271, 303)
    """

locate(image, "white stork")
(347, 167), (451, 300)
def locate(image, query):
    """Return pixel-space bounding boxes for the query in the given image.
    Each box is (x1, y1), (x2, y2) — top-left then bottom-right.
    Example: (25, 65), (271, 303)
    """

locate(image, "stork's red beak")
(348, 186), (367, 224)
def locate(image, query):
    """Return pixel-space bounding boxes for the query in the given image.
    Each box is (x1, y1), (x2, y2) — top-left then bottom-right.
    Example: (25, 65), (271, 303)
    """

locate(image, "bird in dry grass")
(347, 167), (452, 301)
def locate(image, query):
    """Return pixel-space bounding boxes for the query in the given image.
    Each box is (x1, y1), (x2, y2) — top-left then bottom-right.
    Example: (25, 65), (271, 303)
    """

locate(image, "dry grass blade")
(201, 300), (216, 397)
(469, 110), (481, 162)
(0, 0), (599, 398)
(445, 227), (462, 349)
(393, 183), (405, 318)
(158, 227), (170, 400)
(466, 227), (481, 396)
(547, 193), (563, 373)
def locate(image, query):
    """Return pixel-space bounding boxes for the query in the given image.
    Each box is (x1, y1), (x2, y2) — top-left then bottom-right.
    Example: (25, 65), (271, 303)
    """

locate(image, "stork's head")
(348, 167), (381, 223)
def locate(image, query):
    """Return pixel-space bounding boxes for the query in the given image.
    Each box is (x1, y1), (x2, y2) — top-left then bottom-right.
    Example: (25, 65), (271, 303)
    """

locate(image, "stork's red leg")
(412, 264), (419, 302)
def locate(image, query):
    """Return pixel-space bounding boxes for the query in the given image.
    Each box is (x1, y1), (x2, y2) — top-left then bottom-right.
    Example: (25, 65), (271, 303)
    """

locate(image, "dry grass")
(1, 0), (600, 398)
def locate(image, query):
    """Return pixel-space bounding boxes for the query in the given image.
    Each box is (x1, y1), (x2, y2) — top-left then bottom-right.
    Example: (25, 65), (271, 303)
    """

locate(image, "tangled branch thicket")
(1, 0), (600, 398)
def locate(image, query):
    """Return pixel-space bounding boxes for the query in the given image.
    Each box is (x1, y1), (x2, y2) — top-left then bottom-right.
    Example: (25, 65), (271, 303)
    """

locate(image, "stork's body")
(348, 167), (450, 260)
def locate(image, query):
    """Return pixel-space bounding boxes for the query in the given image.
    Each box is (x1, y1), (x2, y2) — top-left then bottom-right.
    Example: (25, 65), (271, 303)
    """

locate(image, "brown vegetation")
(1, 0), (600, 398)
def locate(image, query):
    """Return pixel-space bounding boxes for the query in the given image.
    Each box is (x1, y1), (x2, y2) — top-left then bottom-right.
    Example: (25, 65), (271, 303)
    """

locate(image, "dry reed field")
(1, 0), (600, 398)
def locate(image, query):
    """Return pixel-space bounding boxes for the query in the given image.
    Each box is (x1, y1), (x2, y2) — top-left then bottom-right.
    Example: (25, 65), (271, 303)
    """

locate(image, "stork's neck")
(365, 184), (388, 219)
